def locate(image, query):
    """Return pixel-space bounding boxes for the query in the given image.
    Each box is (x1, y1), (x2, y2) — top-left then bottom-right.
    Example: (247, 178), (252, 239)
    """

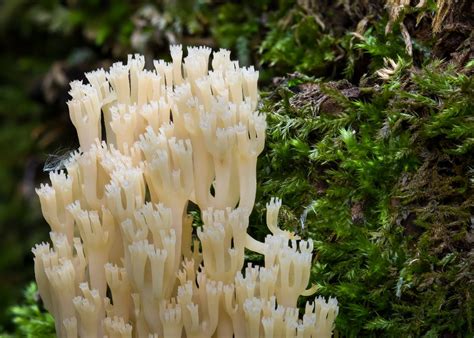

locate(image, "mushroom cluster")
(33, 46), (338, 338)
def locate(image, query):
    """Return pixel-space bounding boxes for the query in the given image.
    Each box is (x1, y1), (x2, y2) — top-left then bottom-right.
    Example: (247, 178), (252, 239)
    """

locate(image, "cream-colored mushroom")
(32, 46), (338, 338)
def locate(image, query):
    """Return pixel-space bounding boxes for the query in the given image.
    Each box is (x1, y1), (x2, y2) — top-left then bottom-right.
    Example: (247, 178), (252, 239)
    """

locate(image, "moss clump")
(254, 2), (473, 335)
(257, 59), (473, 336)
(2, 283), (55, 338)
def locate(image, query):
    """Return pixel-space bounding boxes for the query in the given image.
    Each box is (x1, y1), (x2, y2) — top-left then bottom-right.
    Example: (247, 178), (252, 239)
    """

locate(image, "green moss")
(1, 283), (55, 338)
(257, 60), (473, 335)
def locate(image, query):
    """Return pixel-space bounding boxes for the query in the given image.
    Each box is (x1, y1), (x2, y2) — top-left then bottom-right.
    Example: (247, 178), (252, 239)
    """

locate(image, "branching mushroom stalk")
(33, 46), (339, 338)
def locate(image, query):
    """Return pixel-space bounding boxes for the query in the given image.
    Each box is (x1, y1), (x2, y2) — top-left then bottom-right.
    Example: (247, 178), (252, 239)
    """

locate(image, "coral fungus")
(33, 46), (338, 337)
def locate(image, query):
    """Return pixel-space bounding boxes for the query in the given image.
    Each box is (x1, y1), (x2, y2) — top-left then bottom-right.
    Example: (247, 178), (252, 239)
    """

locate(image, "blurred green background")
(0, 0), (472, 336)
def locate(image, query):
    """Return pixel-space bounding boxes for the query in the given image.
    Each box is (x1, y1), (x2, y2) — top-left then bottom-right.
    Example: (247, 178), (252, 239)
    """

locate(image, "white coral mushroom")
(33, 46), (338, 338)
